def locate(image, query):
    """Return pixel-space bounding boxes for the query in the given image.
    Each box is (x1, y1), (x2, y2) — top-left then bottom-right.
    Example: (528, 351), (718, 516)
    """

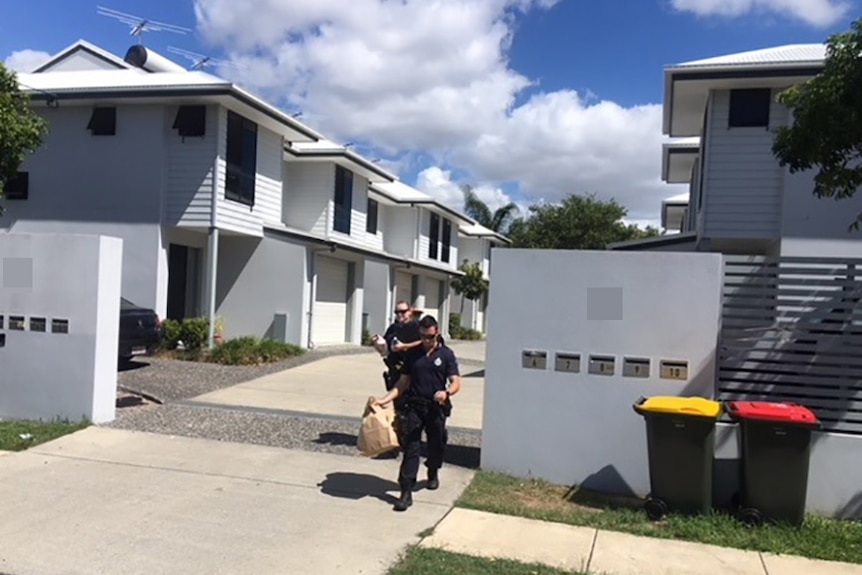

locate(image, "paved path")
(184, 353), (486, 431)
(0, 427), (473, 575)
(421, 508), (861, 575)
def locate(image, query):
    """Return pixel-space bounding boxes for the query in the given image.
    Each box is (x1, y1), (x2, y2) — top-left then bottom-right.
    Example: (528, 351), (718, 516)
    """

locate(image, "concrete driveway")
(185, 351), (486, 431)
(0, 426), (473, 575)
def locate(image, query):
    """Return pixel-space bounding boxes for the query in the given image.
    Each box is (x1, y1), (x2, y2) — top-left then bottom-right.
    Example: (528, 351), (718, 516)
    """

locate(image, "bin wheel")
(644, 497), (668, 521)
(738, 508), (763, 528)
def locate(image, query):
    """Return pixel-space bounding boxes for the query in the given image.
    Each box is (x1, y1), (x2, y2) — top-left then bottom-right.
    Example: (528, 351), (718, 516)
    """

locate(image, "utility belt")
(398, 394), (452, 418)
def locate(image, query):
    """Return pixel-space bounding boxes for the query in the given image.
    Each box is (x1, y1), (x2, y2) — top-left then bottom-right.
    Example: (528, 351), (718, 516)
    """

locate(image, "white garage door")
(424, 277), (442, 319)
(395, 271), (412, 307)
(313, 256), (349, 345)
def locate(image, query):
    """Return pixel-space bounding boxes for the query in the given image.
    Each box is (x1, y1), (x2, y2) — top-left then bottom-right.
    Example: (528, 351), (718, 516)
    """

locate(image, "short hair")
(419, 315), (438, 330)
(395, 300), (411, 309)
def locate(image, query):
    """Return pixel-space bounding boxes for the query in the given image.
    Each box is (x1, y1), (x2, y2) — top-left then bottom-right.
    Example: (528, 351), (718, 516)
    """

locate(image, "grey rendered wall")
(780, 167), (862, 243)
(1, 104), (167, 312)
(215, 233), (307, 345)
(364, 259), (391, 336)
(481, 249), (724, 496)
(0, 232), (122, 423)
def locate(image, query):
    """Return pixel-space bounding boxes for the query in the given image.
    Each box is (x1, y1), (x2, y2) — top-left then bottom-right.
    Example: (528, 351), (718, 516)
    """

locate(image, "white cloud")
(415, 166), (527, 216)
(670, 0), (851, 27)
(193, 0), (675, 226)
(3, 49), (51, 73)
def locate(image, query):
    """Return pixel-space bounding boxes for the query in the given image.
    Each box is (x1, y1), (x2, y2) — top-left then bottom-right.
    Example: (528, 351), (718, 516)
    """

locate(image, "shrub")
(159, 318), (181, 350)
(180, 317), (210, 351)
(361, 328), (373, 346)
(449, 313), (462, 332)
(207, 336), (304, 366)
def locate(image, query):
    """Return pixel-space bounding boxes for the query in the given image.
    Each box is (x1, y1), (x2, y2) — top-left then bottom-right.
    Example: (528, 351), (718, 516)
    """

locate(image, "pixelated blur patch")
(587, 287), (623, 320)
(3, 257), (34, 289)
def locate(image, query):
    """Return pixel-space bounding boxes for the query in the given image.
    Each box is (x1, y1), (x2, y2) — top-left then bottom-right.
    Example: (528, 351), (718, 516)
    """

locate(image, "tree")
(461, 184), (520, 234)
(450, 259), (488, 316)
(0, 62), (47, 214)
(506, 193), (660, 250)
(772, 17), (862, 230)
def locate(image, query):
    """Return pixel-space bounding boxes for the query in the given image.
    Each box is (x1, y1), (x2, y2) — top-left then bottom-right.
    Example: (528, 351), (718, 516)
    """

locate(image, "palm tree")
(461, 184), (520, 234)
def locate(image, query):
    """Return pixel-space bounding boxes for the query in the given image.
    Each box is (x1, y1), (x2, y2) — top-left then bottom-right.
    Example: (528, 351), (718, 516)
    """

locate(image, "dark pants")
(397, 399), (448, 489)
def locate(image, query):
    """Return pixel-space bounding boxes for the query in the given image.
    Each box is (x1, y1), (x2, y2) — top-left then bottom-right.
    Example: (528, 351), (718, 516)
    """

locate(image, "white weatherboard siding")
(330, 172), (374, 249)
(0, 104), (166, 313)
(418, 209), (431, 262)
(383, 208), (416, 258)
(313, 256), (349, 344)
(703, 90), (784, 239)
(366, 202), (385, 252)
(215, 107), (284, 236)
(165, 104), (218, 227)
(282, 162), (332, 236)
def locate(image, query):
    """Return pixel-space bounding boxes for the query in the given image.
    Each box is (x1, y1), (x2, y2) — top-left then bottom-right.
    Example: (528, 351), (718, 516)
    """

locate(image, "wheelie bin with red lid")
(725, 401), (821, 527)
(633, 396), (722, 520)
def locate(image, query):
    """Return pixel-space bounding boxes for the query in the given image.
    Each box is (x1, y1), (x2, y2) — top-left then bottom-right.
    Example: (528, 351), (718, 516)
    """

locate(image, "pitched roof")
(459, 221), (511, 244)
(669, 43), (826, 70)
(33, 39), (133, 73)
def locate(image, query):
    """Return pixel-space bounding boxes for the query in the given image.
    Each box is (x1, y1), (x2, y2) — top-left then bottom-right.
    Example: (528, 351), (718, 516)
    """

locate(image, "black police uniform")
(395, 342), (459, 497)
(382, 319), (421, 391)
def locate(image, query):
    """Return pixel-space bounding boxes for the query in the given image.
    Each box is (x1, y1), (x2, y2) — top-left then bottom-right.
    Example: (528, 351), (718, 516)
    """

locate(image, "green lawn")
(0, 418), (90, 451)
(457, 470), (862, 565)
(388, 547), (583, 575)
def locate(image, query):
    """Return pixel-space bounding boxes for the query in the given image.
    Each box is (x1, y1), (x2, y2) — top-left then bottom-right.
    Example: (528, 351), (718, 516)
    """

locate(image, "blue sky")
(2, 0), (858, 227)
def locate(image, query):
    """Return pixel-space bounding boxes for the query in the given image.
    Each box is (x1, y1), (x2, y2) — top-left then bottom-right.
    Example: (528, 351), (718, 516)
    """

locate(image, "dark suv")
(119, 297), (162, 362)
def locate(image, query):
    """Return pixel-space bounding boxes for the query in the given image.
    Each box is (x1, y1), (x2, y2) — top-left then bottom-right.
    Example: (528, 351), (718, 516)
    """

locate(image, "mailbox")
(522, 350), (547, 370)
(623, 357), (650, 378)
(9, 316), (24, 331)
(660, 360), (688, 380)
(588, 354), (615, 376)
(52, 319), (69, 334)
(554, 352), (580, 373)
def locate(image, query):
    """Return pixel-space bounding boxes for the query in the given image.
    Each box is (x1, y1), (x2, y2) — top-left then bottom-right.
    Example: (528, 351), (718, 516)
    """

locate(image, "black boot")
(394, 484), (413, 511)
(427, 468), (439, 491)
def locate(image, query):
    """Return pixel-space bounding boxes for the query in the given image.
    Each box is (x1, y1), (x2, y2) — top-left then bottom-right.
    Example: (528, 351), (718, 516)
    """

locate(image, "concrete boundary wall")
(0, 232), (122, 423)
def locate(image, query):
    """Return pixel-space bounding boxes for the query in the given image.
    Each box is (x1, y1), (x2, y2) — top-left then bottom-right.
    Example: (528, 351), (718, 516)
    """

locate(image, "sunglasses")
(395, 309), (410, 314)
(420, 333), (438, 341)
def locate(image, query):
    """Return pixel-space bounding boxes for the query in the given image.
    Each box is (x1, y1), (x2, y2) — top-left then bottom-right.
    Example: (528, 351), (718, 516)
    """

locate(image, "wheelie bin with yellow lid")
(633, 396), (722, 520)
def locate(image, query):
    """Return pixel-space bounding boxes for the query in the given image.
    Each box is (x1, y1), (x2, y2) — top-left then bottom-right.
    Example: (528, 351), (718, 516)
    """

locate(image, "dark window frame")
(366, 197), (379, 234)
(441, 218), (451, 263)
(428, 212), (440, 260)
(87, 106), (116, 136)
(173, 105), (207, 138)
(4, 171), (29, 200)
(333, 165), (353, 234)
(728, 88), (771, 128)
(225, 110), (258, 207)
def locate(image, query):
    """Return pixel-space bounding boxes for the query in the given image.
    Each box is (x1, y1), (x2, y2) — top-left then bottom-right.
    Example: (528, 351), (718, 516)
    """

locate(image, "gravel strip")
(118, 345), (378, 403)
(104, 403), (481, 469)
(119, 345), (484, 404)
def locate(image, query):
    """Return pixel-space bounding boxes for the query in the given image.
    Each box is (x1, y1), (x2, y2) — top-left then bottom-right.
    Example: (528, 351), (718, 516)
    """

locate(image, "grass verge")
(0, 418), (90, 451)
(388, 547), (583, 575)
(456, 471), (862, 565)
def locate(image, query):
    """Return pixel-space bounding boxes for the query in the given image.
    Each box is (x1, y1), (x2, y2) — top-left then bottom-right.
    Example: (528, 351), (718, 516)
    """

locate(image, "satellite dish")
(97, 5), (191, 43)
(166, 46), (237, 71)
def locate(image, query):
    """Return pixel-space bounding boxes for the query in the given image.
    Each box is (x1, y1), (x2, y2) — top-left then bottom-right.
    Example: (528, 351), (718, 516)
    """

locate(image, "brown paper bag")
(357, 396), (400, 457)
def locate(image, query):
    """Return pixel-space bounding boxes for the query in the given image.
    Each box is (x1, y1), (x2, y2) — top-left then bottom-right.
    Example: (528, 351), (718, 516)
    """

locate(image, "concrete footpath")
(421, 507), (861, 575)
(0, 427), (473, 575)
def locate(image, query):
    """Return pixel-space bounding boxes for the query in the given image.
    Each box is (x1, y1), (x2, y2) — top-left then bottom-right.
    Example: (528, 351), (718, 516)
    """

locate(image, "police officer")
(380, 301), (422, 391)
(373, 315), (461, 512)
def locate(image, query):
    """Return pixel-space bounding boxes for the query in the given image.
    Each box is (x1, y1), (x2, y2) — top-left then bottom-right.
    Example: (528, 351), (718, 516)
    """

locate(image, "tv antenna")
(167, 46), (237, 71)
(97, 6), (192, 44)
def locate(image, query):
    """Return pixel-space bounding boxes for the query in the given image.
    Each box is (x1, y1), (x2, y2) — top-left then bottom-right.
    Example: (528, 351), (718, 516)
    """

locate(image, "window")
(333, 165), (353, 234)
(225, 110), (257, 206)
(173, 105), (206, 138)
(4, 172), (28, 200)
(87, 107), (116, 135)
(366, 198), (379, 234)
(441, 218), (451, 263)
(428, 212), (440, 259)
(728, 88), (771, 128)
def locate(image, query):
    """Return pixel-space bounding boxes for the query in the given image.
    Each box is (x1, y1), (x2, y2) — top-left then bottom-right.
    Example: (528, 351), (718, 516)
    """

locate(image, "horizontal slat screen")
(719, 255), (862, 435)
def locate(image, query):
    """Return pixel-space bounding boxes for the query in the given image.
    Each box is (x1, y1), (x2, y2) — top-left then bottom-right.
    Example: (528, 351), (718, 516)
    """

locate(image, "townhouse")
(2, 39), (500, 347)
(450, 221), (510, 333)
(611, 43), (862, 256)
